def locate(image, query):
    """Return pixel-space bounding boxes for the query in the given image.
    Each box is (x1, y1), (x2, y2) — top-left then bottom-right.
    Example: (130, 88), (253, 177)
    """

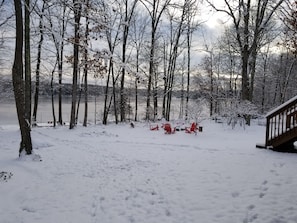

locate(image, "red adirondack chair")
(150, 124), (159, 131)
(163, 123), (175, 134)
(185, 122), (198, 134)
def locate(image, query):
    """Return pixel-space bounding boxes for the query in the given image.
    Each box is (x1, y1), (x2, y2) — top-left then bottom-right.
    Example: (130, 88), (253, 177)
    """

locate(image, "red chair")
(164, 123), (175, 134)
(185, 122), (197, 134)
(150, 124), (159, 131)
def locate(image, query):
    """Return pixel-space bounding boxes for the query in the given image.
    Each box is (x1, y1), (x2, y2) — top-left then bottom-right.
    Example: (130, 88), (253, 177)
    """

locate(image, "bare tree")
(97, 0), (122, 125)
(257, 45), (270, 113)
(163, 0), (190, 121)
(43, 0), (70, 127)
(141, 0), (171, 120)
(83, 0), (90, 127)
(218, 29), (241, 97)
(282, 0), (297, 55)
(206, 0), (285, 105)
(57, 1), (68, 126)
(200, 48), (215, 116)
(120, 0), (138, 122)
(130, 13), (149, 121)
(24, 0), (31, 124)
(32, 1), (45, 126)
(185, 0), (199, 121)
(273, 0), (297, 103)
(70, 0), (82, 129)
(13, 0), (32, 156)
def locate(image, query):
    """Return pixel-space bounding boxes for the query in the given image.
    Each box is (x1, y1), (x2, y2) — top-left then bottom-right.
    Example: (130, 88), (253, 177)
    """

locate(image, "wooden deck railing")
(266, 96), (297, 149)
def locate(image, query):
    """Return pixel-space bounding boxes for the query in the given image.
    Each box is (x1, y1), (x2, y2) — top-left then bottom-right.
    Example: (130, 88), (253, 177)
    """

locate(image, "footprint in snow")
(231, 191), (240, 198)
(243, 205), (258, 223)
(0, 171), (13, 182)
(258, 180), (269, 198)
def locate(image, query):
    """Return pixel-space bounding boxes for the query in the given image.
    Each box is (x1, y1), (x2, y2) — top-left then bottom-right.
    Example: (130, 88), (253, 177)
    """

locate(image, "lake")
(0, 96), (187, 125)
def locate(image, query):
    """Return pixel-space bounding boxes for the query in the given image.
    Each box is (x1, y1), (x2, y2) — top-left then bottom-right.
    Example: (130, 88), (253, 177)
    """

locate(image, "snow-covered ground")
(1, 120), (297, 223)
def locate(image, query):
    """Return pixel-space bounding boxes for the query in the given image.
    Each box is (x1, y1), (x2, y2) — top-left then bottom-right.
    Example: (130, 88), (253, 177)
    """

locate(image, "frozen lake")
(0, 97), (100, 125)
(0, 96), (189, 125)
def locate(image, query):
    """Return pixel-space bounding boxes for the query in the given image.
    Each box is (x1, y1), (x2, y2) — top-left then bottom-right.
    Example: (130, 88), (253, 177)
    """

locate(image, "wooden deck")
(263, 96), (297, 152)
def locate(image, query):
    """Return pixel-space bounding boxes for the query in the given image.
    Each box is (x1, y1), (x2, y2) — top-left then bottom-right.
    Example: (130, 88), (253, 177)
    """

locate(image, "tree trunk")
(120, 1), (128, 122)
(13, 0), (32, 156)
(153, 71), (158, 120)
(58, 5), (66, 126)
(165, 5), (186, 120)
(241, 50), (251, 125)
(162, 41), (168, 119)
(83, 2), (89, 127)
(146, 31), (154, 120)
(51, 64), (57, 127)
(76, 84), (82, 125)
(58, 55), (63, 125)
(103, 61), (111, 125)
(83, 61), (88, 127)
(241, 51), (250, 101)
(24, 0), (31, 124)
(134, 52), (139, 121)
(206, 51), (214, 117)
(120, 0), (137, 122)
(120, 48), (127, 122)
(280, 59), (296, 103)
(261, 52), (268, 113)
(179, 59), (185, 119)
(241, 0), (251, 102)
(134, 78), (138, 121)
(70, 0), (81, 129)
(32, 2), (45, 126)
(249, 46), (258, 102)
(185, 22), (191, 121)
(112, 67), (119, 124)
(143, 0), (170, 120)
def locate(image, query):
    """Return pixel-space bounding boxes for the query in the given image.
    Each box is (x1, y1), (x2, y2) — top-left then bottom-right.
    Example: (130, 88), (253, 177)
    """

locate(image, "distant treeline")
(0, 78), (202, 99)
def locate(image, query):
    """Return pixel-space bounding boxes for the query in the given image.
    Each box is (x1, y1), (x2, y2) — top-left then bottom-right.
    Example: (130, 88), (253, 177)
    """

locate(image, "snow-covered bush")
(221, 99), (259, 129)
(186, 98), (208, 124)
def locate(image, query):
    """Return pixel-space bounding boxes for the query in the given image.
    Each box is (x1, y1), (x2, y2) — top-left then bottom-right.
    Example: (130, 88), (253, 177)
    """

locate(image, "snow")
(1, 120), (297, 223)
